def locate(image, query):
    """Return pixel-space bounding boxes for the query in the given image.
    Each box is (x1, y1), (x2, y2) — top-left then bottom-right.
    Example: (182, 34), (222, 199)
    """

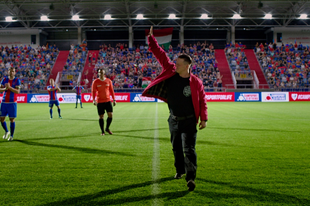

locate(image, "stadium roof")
(1, 0), (310, 30)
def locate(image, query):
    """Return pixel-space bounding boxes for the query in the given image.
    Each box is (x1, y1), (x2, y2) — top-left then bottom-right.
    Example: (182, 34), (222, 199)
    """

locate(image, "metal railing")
(232, 70), (260, 89)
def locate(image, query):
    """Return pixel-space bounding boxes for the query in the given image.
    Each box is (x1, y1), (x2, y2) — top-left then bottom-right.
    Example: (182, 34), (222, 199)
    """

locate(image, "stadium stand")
(2, 41), (309, 93)
(215, 49), (234, 89)
(0, 44), (59, 93)
(256, 42), (310, 91)
(86, 42), (223, 91)
(244, 49), (269, 89)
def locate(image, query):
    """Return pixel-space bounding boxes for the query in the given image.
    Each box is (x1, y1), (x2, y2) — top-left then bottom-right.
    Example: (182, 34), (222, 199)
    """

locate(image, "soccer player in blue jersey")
(73, 83), (84, 108)
(0, 67), (21, 141)
(47, 78), (62, 119)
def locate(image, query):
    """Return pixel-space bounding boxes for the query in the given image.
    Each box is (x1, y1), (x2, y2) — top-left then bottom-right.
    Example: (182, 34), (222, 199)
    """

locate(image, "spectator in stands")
(0, 43), (59, 92)
(257, 41), (310, 90)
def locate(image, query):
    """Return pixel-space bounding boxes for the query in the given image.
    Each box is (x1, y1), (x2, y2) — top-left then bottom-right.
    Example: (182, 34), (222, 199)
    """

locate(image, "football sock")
(10, 122), (15, 137)
(80, 102), (83, 108)
(106, 117), (112, 130)
(1, 122), (8, 133)
(50, 109), (53, 118)
(58, 108), (61, 116)
(76, 101), (78, 108)
(99, 119), (104, 133)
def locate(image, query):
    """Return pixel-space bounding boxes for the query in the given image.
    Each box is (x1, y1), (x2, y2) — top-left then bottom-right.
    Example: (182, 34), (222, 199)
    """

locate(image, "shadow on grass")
(208, 126), (301, 133)
(61, 118), (98, 122)
(197, 178), (310, 205)
(114, 128), (168, 133)
(113, 133), (238, 147)
(16, 140), (135, 157)
(41, 176), (188, 206)
(112, 133), (170, 142)
(18, 133), (99, 141)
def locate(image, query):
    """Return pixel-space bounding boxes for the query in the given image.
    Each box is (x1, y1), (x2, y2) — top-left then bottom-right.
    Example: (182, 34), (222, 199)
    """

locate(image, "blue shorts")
(76, 95), (81, 100)
(49, 100), (60, 107)
(0, 103), (17, 118)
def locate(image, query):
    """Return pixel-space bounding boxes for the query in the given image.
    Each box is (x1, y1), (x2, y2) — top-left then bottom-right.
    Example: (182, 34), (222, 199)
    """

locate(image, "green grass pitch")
(0, 102), (309, 205)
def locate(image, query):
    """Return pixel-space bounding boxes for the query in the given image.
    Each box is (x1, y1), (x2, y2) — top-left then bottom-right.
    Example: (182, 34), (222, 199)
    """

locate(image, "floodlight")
(232, 14), (241, 19)
(5, 16), (13, 22)
(200, 14), (209, 19)
(104, 14), (112, 20)
(136, 14), (144, 20)
(72, 15), (80, 20)
(299, 14), (308, 19)
(168, 14), (176, 19)
(41, 15), (49, 21)
(264, 14), (272, 19)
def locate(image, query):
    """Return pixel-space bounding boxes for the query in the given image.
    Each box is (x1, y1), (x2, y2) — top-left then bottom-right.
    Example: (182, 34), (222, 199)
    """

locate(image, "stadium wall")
(0, 29), (41, 47)
(274, 27), (310, 45)
(1, 92), (310, 103)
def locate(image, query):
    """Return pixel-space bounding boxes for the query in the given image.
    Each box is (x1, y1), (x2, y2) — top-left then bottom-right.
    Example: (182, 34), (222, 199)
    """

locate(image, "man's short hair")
(97, 68), (106, 73)
(178, 54), (192, 65)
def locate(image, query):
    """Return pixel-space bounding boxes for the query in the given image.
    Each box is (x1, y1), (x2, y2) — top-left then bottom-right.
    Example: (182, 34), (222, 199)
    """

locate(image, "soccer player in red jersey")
(91, 69), (116, 135)
(0, 67), (21, 141)
(47, 78), (62, 119)
(73, 83), (84, 108)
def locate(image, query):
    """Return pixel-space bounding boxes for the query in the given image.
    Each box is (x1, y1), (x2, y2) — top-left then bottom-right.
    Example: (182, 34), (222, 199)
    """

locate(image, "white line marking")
(152, 103), (162, 206)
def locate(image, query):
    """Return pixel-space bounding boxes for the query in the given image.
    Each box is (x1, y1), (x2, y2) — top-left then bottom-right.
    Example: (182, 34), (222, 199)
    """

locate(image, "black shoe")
(105, 129), (113, 135)
(174, 173), (184, 179)
(187, 180), (196, 191)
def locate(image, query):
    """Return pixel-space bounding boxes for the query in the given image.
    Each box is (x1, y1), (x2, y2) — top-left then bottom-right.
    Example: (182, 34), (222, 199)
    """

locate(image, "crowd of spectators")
(225, 42), (252, 79)
(60, 40), (88, 87)
(2, 40), (310, 93)
(92, 41), (222, 91)
(256, 41), (310, 90)
(0, 44), (59, 92)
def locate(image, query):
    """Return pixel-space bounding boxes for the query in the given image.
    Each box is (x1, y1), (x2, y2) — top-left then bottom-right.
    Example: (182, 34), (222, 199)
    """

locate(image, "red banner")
(205, 92), (235, 102)
(289, 92), (310, 101)
(0, 94), (27, 103)
(82, 93), (130, 103)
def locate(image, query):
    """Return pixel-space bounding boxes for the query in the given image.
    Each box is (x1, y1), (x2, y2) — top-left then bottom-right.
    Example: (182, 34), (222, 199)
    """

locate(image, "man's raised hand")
(148, 26), (153, 37)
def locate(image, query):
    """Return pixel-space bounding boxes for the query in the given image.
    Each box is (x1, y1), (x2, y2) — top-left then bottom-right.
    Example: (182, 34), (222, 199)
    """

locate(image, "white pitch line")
(152, 103), (162, 206)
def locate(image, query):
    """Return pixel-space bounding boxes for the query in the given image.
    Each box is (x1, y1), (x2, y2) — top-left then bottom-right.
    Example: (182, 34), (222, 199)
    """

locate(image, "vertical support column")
(226, 29), (231, 44)
(179, 26), (184, 45)
(129, 26), (133, 48)
(231, 25), (235, 44)
(78, 27), (82, 44)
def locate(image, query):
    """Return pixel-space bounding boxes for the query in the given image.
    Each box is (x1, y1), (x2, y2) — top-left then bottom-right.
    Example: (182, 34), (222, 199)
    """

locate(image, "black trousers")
(168, 115), (197, 181)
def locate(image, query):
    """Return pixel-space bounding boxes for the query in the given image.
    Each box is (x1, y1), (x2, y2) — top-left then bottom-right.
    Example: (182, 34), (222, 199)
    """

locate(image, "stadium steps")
(46, 50), (70, 86)
(82, 50), (99, 90)
(214, 49), (234, 89)
(244, 49), (269, 89)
